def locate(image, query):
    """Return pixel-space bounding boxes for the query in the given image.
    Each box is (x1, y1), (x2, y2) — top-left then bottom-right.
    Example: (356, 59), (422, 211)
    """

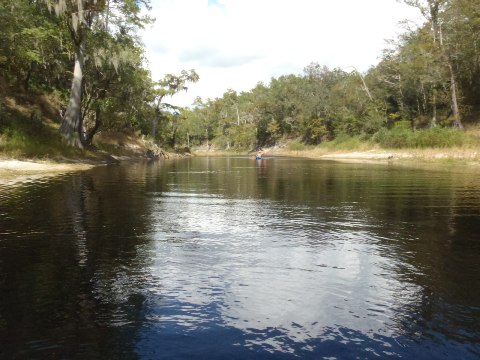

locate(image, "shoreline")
(1, 147), (479, 176)
(281, 148), (479, 161)
(0, 159), (98, 187)
(193, 146), (480, 164)
(0, 159), (97, 173)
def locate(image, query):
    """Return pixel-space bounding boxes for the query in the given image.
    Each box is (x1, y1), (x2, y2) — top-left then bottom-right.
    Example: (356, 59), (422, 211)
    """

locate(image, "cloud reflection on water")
(141, 191), (417, 356)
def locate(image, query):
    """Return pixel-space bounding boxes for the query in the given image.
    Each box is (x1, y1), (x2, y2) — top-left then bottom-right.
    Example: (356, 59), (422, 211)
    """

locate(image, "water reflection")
(0, 165), (155, 359)
(1, 158), (479, 359)
(138, 194), (403, 357)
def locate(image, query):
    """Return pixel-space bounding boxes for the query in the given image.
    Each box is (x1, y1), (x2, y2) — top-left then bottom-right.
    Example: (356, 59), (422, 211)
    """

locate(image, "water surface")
(0, 157), (479, 359)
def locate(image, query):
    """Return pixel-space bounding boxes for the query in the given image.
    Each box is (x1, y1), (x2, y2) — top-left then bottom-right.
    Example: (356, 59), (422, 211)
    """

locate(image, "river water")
(0, 157), (479, 359)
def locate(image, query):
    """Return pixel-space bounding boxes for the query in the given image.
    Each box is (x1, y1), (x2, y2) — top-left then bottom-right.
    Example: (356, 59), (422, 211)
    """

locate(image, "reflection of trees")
(0, 164), (161, 359)
(1, 158), (479, 357)
(358, 168), (480, 345)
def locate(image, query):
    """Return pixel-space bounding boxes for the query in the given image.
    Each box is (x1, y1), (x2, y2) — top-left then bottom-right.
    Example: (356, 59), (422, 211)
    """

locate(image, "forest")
(1, 0), (480, 157)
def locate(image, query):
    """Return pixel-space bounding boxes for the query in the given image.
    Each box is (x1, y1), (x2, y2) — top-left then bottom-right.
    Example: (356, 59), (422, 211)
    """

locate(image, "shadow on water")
(0, 164), (161, 359)
(0, 157), (479, 359)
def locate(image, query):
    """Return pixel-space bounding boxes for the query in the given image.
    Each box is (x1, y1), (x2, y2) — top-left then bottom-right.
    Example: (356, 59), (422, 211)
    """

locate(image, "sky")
(141, 0), (422, 107)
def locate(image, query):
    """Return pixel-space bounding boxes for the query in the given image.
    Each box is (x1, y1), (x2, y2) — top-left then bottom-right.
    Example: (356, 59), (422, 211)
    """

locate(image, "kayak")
(255, 155), (263, 160)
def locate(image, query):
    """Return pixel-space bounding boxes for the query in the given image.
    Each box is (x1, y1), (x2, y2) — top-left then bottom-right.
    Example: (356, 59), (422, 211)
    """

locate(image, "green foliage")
(3, 0), (480, 157)
(267, 119), (281, 143)
(0, 0), (186, 153)
(303, 117), (329, 144)
(0, 0), (70, 91)
(373, 127), (473, 148)
(229, 124), (257, 150)
(394, 120), (413, 129)
(183, 0), (480, 151)
(362, 112), (387, 136)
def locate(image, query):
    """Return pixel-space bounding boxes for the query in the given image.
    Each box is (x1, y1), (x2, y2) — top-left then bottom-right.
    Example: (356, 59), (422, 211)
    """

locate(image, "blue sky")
(142, 0), (422, 107)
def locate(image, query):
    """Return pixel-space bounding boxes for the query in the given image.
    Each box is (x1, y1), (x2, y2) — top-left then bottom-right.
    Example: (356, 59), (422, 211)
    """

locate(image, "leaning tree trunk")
(60, 38), (86, 148)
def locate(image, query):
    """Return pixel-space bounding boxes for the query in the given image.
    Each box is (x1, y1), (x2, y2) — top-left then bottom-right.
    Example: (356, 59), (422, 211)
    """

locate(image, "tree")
(150, 70), (199, 145)
(81, 32), (151, 145)
(0, 0), (69, 91)
(400, 0), (463, 127)
(442, 0), (480, 110)
(41, 0), (152, 147)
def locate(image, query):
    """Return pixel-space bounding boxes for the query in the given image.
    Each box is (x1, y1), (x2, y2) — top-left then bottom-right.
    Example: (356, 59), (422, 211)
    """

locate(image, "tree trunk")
(60, 38), (85, 148)
(431, 89), (437, 127)
(84, 107), (102, 146)
(398, 74), (405, 114)
(235, 104), (240, 125)
(435, 10), (462, 129)
(447, 61), (462, 128)
(171, 128), (177, 148)
(420, 81), (428, 115)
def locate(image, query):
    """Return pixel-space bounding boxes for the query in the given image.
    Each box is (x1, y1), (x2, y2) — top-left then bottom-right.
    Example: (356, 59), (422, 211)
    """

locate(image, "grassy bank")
(192, 127), (480, 163)
(0, 87), (166, 167)
(275, 130), (480, 163)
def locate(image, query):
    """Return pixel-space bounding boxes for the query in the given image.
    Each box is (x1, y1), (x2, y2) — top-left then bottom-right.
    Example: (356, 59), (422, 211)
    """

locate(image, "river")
(0, 156), (479, 359)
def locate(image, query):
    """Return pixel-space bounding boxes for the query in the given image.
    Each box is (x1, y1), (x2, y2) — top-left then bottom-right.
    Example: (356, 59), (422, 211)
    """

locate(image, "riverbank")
(0, 159), (96, 173)
(2, 138), (479, 176)
(271, 147), (480, 162)
(0, 159), (99, 186)
(2, 144), (478, 176)
(0, 129), (175, 176)
(193, 145), (480, 164)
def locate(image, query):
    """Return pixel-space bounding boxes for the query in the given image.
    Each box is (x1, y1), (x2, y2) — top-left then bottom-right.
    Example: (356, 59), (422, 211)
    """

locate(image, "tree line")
(1, 0), (480, 152)
(180, 0), (480, 150)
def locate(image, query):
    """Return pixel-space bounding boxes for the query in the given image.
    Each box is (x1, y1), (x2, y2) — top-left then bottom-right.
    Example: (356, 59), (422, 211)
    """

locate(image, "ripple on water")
(1, 159), (480, 359)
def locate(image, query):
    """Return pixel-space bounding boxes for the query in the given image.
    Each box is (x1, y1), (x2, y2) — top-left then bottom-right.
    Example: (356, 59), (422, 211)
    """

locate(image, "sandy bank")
(264, 147), (480, 163)
(0, 159), (96, 173)
(0, 159), (98, 187)
(192, 146), (480, 165)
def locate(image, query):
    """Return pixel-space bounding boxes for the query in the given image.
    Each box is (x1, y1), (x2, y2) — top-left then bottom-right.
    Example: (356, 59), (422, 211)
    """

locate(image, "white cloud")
(142, 0), (422, 107)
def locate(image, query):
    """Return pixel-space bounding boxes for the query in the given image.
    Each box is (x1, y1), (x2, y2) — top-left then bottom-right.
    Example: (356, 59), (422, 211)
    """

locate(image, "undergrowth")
(373, 127), (478, 149)
(0, 112), (81, 159)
